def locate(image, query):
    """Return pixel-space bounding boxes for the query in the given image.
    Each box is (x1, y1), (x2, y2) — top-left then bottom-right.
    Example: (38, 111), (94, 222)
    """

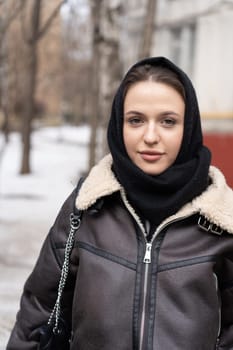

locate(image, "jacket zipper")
(143, 243), (152, 263)
(120, 189), (152, 349)
(120, 189), (196, 350)
(139, 257), (150, 350)
(139, 216), (193, 350)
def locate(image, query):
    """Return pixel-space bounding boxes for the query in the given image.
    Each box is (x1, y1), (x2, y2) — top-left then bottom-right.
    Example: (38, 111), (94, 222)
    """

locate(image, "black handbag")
(38, 179), (84, 350)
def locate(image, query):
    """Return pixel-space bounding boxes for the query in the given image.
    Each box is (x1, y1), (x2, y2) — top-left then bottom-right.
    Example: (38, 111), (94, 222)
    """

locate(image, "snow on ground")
(0, 125), (90, 349)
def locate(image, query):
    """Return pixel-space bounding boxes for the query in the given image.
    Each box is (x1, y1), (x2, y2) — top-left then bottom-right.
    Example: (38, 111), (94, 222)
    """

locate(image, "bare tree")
(88, 0), (123, 169)
(138, 0), (157, 59)
(0, 1), (22, 143)
(61, 0), (92, 125)
(0, 1), (23, 184)
(98, 0), (123, 158)
(19, 0), (66, 174)
(88, 0), (102, 169)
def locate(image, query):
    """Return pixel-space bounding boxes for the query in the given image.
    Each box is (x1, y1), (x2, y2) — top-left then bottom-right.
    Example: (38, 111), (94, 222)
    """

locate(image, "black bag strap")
(48, 177), (84, 332)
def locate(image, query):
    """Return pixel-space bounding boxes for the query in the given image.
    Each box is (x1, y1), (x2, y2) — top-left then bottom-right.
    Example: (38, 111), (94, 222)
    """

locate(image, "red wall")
(204, 133), (233, 188)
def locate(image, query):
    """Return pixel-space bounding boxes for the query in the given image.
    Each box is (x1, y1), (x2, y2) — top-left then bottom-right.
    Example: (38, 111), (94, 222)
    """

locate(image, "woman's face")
(123, 80), (185, 175)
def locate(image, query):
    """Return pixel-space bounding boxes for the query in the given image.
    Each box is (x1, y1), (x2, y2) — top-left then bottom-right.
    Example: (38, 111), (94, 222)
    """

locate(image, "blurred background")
(0, 0), (233, 348)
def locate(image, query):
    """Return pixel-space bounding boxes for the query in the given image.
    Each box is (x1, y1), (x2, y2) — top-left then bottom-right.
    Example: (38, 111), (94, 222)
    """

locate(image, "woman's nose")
(143, 124), (160, 144)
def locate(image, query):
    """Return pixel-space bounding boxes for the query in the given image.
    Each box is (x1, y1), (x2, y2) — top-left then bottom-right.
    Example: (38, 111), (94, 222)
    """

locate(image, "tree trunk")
(0, 73), (10, 143)
(2, 103), (10, 143)
(19, 0), (64, 174)
(88, 0), (102, 170)
(98, 0), (123, 158)
(138, 0), (157, 59)
(88, 0), (123, 169)
(20, 43), (37, 174)
(20, 0), (41, 174)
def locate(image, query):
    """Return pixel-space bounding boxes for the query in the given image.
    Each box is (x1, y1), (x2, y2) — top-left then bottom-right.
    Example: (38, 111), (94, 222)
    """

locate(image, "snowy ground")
(0, 125), (90, 349)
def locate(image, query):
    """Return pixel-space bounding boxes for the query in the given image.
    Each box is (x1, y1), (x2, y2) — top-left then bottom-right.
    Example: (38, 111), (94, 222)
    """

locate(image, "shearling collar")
(76, 154), (233, 234)
(76, 154), (121, 210)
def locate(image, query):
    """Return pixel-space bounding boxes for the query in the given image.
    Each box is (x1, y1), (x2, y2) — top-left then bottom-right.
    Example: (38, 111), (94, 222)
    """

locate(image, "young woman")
(7, 57), (233, 350)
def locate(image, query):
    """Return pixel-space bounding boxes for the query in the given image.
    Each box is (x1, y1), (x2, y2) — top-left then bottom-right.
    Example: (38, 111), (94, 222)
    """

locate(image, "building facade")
(154, 0), (233, 119)
(123, 0), (233, 186)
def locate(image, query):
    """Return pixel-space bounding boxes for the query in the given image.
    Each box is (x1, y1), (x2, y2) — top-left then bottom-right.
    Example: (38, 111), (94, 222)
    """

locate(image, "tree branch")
(0, 1), (24, 39)
(20, 0), (31, 43)
(139, 0), (157, 58)
(29, 0), (42, 43)
(36, 0), (67, 41)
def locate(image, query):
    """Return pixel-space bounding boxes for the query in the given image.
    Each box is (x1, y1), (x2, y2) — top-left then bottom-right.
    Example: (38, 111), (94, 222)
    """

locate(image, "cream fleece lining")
(76, 154), (233, 234)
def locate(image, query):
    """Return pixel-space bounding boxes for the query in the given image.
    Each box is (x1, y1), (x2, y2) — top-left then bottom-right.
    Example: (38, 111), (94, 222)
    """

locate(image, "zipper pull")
(143, 243), (152, 264)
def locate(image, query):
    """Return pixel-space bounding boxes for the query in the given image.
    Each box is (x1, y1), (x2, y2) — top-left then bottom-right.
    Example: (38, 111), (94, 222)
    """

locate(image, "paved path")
(0, 126), (89, 348)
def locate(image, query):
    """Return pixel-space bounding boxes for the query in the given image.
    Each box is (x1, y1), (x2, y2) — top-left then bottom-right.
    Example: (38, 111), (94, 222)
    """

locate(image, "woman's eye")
(128, 117), (143, 125)
(162, 118), (176, 126)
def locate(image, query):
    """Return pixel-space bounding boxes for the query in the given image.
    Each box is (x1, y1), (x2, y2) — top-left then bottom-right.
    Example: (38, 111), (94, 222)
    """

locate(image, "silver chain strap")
(48, 212), (81, 333)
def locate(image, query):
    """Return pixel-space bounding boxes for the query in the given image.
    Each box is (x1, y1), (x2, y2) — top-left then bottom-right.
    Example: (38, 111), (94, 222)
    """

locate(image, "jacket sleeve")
(218, 256), (233, 349)
(6, 189), (79, 350)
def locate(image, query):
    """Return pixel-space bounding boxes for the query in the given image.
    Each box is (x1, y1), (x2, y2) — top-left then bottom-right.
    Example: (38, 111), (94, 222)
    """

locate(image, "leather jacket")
(7, 155), (233, 350)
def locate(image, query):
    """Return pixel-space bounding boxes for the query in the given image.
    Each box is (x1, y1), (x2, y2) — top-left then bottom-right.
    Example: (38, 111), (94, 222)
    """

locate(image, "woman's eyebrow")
(124, 110), (182, 117)
(124, 110), (144, 116)
(160, 111), (182, 117)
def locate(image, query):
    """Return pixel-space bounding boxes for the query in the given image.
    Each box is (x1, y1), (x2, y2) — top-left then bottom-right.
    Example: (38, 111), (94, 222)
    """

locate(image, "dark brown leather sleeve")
(6, 189), (78, 350)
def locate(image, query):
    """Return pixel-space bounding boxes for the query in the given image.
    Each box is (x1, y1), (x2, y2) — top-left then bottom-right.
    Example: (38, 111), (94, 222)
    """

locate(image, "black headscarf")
(107, 57), (211, 226)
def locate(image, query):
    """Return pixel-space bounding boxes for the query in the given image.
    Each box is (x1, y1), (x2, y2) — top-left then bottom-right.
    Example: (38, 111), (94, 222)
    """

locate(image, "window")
(169, 22), (197, 76)
(170, 27), (182, 64)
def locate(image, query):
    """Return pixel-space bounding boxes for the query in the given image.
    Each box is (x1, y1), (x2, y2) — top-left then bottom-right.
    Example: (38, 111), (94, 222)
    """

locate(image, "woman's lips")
(139, 151), (164, 162)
